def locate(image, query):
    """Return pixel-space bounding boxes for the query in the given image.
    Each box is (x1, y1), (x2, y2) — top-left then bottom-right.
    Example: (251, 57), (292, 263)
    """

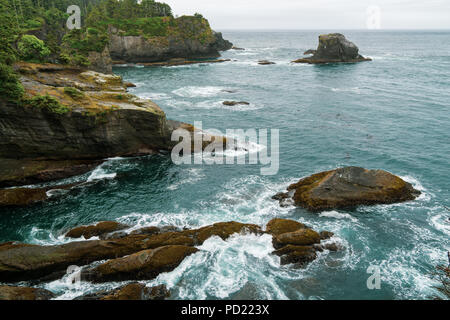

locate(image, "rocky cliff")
(108, 16), (232, 63)
(0, 62), (228, 192)
(1, 63), (171, 161)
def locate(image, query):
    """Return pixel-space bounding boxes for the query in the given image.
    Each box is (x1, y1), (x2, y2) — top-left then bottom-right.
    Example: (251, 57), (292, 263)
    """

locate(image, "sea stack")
(292, 33), (372, 64)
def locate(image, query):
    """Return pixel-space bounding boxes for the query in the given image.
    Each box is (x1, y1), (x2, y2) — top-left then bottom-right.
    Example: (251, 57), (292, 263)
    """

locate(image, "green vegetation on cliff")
(0, 0), (24, 102)
(0, 0), (173, 102)
(25, 94), (71, 114)
(0, 0), (224, 107)
(0, 0), (173, 67)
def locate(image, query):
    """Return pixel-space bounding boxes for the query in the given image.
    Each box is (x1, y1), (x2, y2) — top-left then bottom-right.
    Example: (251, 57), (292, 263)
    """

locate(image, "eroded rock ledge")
(0, 219), (339, 299)
(273, 167), (421, 211)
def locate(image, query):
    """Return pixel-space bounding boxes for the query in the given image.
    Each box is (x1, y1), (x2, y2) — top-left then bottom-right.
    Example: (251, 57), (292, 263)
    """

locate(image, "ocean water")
(1, 30), (449, 300)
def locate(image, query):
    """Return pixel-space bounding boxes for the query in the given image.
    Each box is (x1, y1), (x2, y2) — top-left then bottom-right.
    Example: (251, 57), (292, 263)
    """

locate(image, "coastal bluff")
(0, 62), (225, 196)
(109, 16), (232, 64)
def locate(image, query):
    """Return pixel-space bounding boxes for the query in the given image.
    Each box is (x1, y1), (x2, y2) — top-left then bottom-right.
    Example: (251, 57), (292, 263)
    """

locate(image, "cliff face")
(0, 63), (171, 161)
(0, 62), (227, 189)
(108, 17), (232, 63)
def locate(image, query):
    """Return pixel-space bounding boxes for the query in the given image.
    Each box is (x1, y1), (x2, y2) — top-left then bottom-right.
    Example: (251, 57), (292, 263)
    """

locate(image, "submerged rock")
(65, 221), (130, 239)
(0, 285), (55, 300)
(258, 60), (276, 65)
(274, 167), (421, 211)
(292, 33), (371, 64)
(222, 101), (250, 106)
(76, 283), (169, 300)
(82, 245), (199, 282)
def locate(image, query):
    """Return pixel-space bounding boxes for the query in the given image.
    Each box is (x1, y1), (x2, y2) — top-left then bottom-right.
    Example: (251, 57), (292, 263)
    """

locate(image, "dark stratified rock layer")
(0, 219), (339, 300)
(108, 18), (232, 64)
(0, 63), (228, 196)
(0, 285), (55, 300)
(274, 167), (421, 211)
(76, 283), (170, 300)
(292, 33), (371, 64)
(0, 218), (335, 284)
(1, 64), (171, 161)
(0, 159), (101, 188)
(65, 221), (130, 239)
(0, 221), (261, 282)
(0, 182), (83, 208)
(82, 245), (199, 282)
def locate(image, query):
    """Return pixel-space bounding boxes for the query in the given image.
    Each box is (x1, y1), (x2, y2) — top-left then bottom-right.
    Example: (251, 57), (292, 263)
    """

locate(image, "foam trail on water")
(319, 211), (358, 222)
(172, 86), (232, 98)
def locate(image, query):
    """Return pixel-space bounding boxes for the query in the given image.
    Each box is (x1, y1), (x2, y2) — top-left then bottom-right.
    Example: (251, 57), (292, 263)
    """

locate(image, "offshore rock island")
(292, 33), (372, 64)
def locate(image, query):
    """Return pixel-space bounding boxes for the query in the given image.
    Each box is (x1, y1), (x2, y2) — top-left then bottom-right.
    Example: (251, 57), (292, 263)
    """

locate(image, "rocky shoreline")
(0, 218), (338, 300)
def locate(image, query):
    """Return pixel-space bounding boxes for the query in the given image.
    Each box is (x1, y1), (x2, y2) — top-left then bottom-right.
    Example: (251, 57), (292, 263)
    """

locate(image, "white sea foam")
(137, 92), (171, 100)
(172, 86), (231, 98)
(118, 176), (295, 231)
(319, 210), (358, 222)
(28, 227), (68, 245)
(157, 233), (287, 299)
(87, 165), (117, 182)
(375, 245), (443, 299)
(43, 271), (128, 300)
(331, 87), (362, 94)
(46, 188), (69, 198)
(194, 100), (262, 111)
(198, 130), (266, 160)
(167, 168), (205, 191)
(401, 175), (431, 201)
(429, 212), (450, 236)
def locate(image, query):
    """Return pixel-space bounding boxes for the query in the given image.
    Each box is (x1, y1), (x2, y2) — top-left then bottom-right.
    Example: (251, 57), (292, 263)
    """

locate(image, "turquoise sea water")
(1, 31), (449, 300)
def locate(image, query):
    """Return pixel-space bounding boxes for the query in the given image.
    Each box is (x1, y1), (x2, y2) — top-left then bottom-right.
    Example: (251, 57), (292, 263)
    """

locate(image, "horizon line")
(216, 28), (450, 31)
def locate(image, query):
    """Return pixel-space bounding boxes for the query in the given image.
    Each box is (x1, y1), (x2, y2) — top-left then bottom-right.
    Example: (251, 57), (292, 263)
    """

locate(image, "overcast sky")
(164, 0), (450, 30)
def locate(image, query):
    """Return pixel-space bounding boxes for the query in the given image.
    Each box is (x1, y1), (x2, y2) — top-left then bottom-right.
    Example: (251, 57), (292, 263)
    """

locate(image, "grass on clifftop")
(103, 16), (214, 43)
(25, 95), (71, 115)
